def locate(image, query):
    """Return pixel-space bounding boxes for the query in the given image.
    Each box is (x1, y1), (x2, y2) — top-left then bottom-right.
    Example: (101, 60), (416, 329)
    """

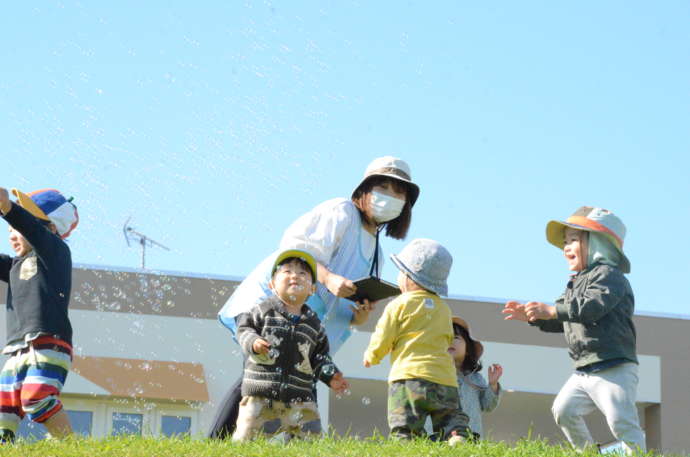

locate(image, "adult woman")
(208, 156), (420, 438)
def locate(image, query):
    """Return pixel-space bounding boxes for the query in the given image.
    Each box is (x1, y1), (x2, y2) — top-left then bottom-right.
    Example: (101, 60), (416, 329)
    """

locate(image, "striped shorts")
(0, 336), (72, 439)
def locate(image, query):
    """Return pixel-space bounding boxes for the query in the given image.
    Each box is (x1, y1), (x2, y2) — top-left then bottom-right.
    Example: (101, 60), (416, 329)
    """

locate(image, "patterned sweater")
(236, 296), (339, 403)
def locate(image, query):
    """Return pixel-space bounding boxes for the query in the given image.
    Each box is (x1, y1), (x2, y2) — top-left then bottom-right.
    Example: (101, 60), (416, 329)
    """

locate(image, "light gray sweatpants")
(551, 362), (646, 455)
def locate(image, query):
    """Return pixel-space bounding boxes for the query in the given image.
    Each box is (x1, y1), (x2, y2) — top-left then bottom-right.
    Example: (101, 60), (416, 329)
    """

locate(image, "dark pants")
(207, 376), (243, 439)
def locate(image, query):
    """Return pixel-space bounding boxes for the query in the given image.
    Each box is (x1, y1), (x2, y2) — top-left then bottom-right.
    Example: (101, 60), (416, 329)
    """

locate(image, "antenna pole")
(122, 218), (171, 269)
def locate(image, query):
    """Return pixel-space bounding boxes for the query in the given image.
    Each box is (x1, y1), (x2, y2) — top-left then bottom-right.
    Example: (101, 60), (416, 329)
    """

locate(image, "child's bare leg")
(43, 409), (72, 438)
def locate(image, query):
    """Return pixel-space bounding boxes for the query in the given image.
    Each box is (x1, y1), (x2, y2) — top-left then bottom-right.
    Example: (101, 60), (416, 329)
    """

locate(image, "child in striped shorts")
(0, 187), (79, 442)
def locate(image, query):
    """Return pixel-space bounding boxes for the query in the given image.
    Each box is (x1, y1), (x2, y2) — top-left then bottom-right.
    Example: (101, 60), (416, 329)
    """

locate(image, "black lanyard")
(369, 226), (383, 278)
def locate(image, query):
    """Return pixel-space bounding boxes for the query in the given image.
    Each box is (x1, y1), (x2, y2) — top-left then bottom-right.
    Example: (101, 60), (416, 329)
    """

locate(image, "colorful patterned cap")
(546, 206), (630, 273)
(12, 188), (79, 239)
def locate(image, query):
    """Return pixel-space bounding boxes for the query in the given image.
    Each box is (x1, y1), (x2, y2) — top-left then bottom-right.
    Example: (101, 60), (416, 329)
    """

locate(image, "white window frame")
(106, 405), (153, 437)
(61, 398), (106, 438)
(154, 407), (199, 437)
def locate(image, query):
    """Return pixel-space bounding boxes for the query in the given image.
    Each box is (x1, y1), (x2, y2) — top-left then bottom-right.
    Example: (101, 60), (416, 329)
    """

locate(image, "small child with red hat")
(502, 206), (645, 455)
(0, 187), (79, 443)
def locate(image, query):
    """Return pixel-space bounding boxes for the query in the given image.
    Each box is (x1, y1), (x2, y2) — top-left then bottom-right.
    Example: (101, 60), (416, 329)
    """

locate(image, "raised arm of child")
(479, 364), (503, 413)
(363, 301), (398, 367)
(0, 189), (11, 282)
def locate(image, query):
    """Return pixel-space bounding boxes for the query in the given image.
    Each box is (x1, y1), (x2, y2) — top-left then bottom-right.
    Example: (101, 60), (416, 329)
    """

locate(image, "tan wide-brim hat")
(451, 316), (484, 360)
(352, 156), (420, 207)
(545, 206), (630, 274)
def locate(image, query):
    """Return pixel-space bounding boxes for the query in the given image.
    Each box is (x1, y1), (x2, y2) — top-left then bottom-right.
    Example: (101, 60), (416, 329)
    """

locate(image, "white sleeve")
(279, 198), (358, 266)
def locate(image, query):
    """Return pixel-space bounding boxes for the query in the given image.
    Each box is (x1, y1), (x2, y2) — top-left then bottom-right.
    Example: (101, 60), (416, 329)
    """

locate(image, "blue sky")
(1, 2), (688, 316)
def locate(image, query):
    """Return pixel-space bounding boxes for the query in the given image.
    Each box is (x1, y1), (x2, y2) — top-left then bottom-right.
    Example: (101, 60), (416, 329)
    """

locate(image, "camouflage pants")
(232, 396), (321, 442)
(388, 378), (469, 440)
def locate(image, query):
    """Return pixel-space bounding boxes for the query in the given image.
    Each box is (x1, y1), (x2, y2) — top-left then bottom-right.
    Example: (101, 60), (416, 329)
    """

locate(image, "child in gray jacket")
(502, 206), (644, 455)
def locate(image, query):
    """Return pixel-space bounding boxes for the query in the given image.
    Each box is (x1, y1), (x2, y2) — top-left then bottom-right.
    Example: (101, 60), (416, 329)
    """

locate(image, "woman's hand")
(323, 270), (357, 298)
(350, 299), (376, 326)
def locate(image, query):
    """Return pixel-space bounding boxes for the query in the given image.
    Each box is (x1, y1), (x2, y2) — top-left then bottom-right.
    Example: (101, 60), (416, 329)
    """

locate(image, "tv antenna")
(123, 217), (170, 269)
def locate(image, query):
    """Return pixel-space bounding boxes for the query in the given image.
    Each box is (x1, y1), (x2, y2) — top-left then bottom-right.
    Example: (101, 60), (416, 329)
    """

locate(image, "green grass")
(0, 436), (673, 457)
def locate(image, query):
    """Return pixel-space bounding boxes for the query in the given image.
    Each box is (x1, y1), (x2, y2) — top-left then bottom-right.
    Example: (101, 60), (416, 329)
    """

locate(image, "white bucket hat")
(352, 156), (420, 207)
(391, 238), (452, 296)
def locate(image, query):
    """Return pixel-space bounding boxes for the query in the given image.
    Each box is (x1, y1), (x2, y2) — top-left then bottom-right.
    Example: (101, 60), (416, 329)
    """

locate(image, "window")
(66, 410), (93, 436)
(111, 412), (143, 436)
(161, 415), (191, 437)
(16, 418), (47, 442)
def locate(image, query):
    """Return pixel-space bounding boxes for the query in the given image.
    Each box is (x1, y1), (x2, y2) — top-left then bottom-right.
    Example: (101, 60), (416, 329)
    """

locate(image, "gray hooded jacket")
(534, 263), (637, 369)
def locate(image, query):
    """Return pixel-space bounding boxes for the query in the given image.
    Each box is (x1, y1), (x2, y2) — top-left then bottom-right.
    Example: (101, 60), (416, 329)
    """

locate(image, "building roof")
(71, 355), (209, 402)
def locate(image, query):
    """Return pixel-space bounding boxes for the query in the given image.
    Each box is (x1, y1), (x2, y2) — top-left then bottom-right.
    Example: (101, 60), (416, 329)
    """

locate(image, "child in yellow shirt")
(364, 238), (469, 444)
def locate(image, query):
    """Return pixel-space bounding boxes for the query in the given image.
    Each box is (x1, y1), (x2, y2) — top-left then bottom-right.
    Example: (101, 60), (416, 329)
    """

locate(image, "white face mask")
(370, 191), (405, 223)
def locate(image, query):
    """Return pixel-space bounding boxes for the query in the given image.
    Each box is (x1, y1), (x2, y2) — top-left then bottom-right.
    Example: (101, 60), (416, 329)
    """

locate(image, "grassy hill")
(1, 436), (668, 457)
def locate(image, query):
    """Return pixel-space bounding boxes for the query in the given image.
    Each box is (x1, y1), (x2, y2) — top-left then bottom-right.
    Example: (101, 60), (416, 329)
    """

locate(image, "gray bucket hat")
(391, 238), (452, 296)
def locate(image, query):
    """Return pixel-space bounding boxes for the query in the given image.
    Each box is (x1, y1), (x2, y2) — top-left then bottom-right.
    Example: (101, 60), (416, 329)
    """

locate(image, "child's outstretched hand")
(502, 301), (528, 322)
(0, 187), (10, 215)
(524, 301), (556, 321)
(328, 372), (349, 394)
(488, 364), (503, 393)
(252, 337), (271, 355)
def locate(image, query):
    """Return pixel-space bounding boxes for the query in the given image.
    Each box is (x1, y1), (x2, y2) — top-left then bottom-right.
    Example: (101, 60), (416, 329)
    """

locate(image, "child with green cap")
(502, 206), (645, 454)
(232, 248), (349, 442)
(364, 238), (469, 444)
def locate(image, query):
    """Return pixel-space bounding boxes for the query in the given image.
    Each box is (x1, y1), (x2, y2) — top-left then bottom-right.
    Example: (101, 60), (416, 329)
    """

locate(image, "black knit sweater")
(0, 203), (73, 346)
(236, 296), (339, 403)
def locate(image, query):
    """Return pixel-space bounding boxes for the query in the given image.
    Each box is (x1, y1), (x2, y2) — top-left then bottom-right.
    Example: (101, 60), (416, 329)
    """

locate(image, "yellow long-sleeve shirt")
(364, 290), (457, 387)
